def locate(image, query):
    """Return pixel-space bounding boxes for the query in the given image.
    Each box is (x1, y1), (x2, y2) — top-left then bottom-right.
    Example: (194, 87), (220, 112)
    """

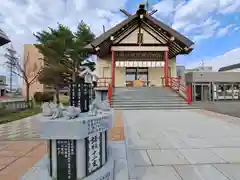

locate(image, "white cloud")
(1, 0), (239, 57)
(233, 26), (240, 31)
(0, 0), (128, 87)
(152, 0), (240, 42)
(216, 24), (234, 37)
(0, 0), (127, 56)
(218, 0), (240, 14)
(0, 0), (240, 86)
(186, 48), (240, 71)
(153, 0), (185, 19)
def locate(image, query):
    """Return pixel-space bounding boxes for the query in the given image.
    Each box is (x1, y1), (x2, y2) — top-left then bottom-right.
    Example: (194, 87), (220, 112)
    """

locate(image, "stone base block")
(21, 148), (114, 180)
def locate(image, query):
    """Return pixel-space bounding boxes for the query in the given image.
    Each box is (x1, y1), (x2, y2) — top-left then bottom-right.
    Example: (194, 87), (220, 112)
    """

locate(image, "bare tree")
(4, 46), (42, 106)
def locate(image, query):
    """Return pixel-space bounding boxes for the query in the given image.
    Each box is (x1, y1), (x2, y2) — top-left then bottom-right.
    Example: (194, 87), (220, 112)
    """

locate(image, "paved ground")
(0, 111), (125, 180)
(0, 114), (45, 180)
(195, 101), (240, 118)
(0, 115), (40, 141)
(2, 108), (240, 179)
(109, 111), (125, 141)
(123, 109), (240, 180)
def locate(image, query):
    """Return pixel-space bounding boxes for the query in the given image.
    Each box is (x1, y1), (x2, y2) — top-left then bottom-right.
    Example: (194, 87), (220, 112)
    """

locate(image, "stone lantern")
(79, 66), (97, 84)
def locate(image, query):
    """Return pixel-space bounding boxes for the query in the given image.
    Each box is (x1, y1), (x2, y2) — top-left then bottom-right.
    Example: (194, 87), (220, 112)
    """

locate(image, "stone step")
(112, 101), (187, 105)
(114, 90), (173, 93)
(114, 90), (178, 94)
(112, 97), (184, 101)
(112, 95), (181, 98)
(112, 106), (198, 110)
(113, 94), (181, 97)
(112, 100), (186, 103)
(112, 87), (190, 110)
(111, 104), (192, 108)
(114, 87), (168, 90)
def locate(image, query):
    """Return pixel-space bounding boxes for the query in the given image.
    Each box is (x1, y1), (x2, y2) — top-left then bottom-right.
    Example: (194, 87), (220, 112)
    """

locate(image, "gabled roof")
(85, 5), (194, 58)
(218, 63), (240, 72)
(88, 14), (138, 48)
(0, 29), (10, 46)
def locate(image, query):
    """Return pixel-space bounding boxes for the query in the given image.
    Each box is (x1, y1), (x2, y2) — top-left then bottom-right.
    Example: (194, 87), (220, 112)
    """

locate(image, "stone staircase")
(111, 87), (198, 110)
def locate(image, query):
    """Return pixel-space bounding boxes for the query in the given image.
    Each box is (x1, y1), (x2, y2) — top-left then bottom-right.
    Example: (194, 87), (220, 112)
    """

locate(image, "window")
(126, 68), (137, 73)
(102, 67), (109, 77)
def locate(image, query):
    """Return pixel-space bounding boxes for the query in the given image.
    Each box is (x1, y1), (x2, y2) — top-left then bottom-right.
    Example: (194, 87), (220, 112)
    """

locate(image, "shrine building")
(85, 4), (194, 88)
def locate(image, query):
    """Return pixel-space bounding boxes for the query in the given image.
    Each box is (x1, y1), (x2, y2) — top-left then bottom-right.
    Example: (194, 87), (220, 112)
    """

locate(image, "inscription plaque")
(56, 140), (77, 180)
(69, 83), (92, 112)
(48, 140), (52, 177)
(87, 133), (102, 175)
(116, 51), (163, 61)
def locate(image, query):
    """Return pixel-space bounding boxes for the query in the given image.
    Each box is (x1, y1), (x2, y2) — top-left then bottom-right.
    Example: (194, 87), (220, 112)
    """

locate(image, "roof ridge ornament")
(137, 4), (147, 15)
(120, 9), (132, 17)
(119, 4), (158, 18)
(149, 9), (158, 16)
(136, 4), (158, 16)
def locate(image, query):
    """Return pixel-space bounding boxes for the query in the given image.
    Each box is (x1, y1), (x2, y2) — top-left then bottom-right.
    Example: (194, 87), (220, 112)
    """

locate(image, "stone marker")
(39, 108), (114, 179)
(39, 80), (115, 180)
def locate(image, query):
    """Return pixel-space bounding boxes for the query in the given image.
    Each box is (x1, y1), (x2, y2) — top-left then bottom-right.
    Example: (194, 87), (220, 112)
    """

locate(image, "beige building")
(85, 4), (194, 88)
(22, 44), (68, 98)
(22, 44), (43, 98)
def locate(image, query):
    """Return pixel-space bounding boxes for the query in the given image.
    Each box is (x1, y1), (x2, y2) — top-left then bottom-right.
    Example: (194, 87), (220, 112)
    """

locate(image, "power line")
(4, 44), (18, 92)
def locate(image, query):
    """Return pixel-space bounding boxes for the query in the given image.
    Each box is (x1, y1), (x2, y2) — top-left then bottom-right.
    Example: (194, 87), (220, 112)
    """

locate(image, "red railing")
(108, 83), (112, 105)
(161, 77), (192, 104)
(96, 77), (112, 88)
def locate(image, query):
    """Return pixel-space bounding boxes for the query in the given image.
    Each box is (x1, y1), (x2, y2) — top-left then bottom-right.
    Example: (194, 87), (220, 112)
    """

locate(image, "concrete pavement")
(2, 108), (240, 179)
(20, 111), (128, 180)
(123, 109), (240, 180)
(0, 114), (45, 180)
(195, 101), (240, 118)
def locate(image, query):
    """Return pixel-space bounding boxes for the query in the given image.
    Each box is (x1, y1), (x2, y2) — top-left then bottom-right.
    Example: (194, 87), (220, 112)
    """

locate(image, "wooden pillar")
(164, 51), (169, 86)
(111, 50), (115, 88)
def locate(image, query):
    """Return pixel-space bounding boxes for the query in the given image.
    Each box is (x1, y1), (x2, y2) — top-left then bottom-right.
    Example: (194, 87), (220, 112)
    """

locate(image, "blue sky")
(0, 0), (240, 87)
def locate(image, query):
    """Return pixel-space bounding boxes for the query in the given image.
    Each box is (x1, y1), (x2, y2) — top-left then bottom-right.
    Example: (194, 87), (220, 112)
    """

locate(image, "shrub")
(33, 92), (42, 103)
(42, 92), (54, 102)
(33, 92), (54, 103)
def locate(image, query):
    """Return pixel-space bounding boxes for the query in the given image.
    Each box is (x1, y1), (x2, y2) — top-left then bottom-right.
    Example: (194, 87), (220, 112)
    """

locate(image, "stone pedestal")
(39, 113), (114, 180)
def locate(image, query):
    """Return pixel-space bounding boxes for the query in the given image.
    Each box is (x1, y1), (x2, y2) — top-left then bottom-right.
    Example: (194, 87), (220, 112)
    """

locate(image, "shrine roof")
(85, 4), (194, 58)
(0, 29), (10, 46)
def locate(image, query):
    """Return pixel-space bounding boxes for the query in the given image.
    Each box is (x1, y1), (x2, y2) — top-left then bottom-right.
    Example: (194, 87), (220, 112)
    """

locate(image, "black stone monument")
(69, 81), (93, 113)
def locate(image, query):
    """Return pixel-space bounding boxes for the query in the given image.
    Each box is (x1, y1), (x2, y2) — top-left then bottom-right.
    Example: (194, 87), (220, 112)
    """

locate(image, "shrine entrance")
(125, 67), (148, 87)
(85, 4), (194, 89)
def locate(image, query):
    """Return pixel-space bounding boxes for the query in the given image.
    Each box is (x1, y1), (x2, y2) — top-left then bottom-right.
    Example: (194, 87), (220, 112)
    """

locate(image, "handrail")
(162, 77), (192, 104)
(108, 83), (112, 105)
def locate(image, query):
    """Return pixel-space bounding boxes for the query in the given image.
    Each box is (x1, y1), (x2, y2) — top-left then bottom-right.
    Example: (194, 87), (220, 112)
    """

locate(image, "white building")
(218, 63), (240, 72)
(185, 66), (213, 73)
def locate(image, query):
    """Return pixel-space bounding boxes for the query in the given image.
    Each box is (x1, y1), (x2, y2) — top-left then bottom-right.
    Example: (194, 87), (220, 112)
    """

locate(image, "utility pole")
(4, 44), (18, 93)
(200, 60), (205, 71)
(145, 0), (149, 11)
(102, 25), (105, 33)
(201, 60), (204, 68)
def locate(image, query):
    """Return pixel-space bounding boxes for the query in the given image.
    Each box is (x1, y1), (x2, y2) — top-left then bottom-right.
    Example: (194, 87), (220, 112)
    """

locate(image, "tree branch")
(29, 68), (43, 85)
